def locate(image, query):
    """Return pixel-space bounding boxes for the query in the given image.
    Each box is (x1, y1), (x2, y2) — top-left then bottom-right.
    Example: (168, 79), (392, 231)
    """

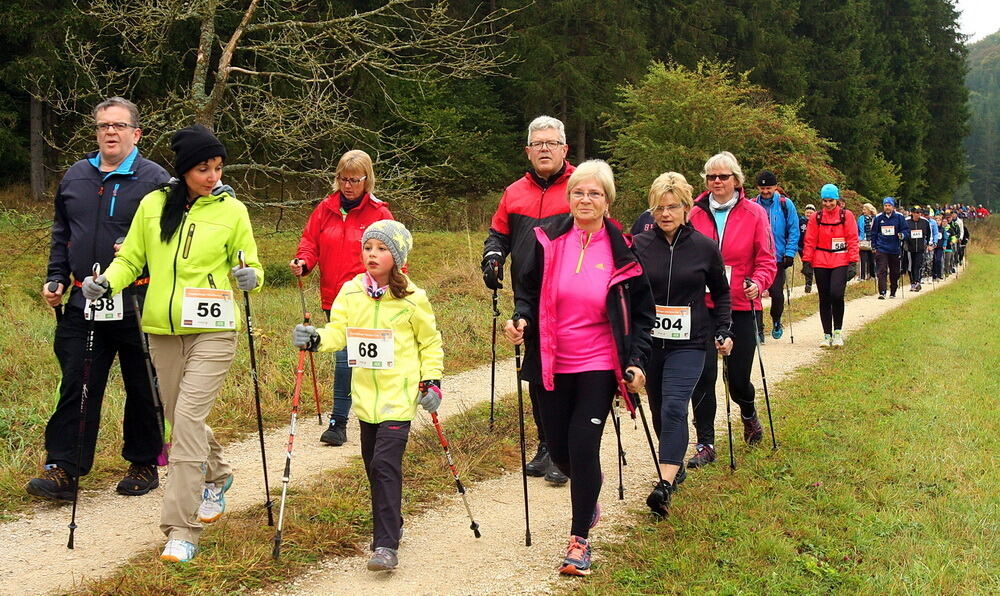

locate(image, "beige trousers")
(148, 331), (236, 544)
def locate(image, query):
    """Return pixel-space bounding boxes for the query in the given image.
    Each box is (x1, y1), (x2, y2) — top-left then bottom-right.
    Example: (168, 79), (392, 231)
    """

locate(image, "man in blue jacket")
(751, 171), (799, 340)
(870, 197), (909, 299)
(29, 97), (170, 501)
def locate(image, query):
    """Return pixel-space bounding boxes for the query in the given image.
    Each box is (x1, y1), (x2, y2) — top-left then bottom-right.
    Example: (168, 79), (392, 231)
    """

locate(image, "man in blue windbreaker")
(870, 197), (909, 299)
(751, 171), (799, 340)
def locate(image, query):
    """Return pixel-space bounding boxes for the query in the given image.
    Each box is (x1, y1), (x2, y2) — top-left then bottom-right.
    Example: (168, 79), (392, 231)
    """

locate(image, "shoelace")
(566, 539), (589, 562)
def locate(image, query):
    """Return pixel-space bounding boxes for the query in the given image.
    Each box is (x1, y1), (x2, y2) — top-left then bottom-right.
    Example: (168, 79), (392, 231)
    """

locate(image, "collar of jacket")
(526, 161), (570, 189)
(654, 222), (692, 247)
(535, 214), (641, 279)
(693, 186), (748, 219)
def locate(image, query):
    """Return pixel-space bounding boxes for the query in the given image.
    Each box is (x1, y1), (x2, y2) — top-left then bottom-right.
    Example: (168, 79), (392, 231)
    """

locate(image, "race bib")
(910, 229), (923, 239)
(831, 237), (846, 252)
(85, 293), (124, 321)
(881, 225), (895, 236)
(346, 327), (394, 369)
(180, 288), (235, 329)
(859, 240), (872, 250)
(652, 306), (691, 340)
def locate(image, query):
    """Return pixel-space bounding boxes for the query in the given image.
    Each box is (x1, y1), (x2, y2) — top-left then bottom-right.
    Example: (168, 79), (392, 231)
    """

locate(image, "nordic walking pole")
(720, 353), (737, 471)
(745, 279), (778, 450)
(47, 281), (64, 323)
(610, 396), (626, 500)
(429, 411), (481, 538)
(785, 265), (794, 344)
(293, 259), (323, 425)
(489, 262), (500, 431)
(622, 371), (664, 485)
(512, 318), (531, 547)
(239, 250), (274, 526)
(68, 262), (100, 549)
(273, 345), (306, 559)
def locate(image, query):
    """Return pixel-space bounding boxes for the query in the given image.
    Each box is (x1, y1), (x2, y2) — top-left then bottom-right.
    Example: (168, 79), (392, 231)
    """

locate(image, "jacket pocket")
(182, 223), (196, 259)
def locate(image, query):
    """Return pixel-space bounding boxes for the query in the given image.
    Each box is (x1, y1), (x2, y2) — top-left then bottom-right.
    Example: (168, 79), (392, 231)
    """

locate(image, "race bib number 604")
(346, 327), (394, 369)
(180, 288), (235, 329)
(652, 305), (691, 340)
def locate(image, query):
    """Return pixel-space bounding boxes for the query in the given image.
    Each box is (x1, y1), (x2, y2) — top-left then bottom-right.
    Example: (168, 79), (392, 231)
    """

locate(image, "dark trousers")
(360, 419), (411, 550)
(536, 370), (615, 538)
(933, 247), (944, 278)
(46, 306), (161, 477)
(690, 339), (718, 446)
(908, 251), (924, 284)
(860, 250), (876, 280)
(646, 347), (705, 465)
(814, 266), (848, 334)
(875, 251), (901, 295)
(768, 264), (787, 324)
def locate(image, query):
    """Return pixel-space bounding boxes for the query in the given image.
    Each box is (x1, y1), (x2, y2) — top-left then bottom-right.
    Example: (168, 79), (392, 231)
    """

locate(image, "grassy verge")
(573, 253), (1000, 594)
(78, 396), (523, 595)
(0, 195), (511, 515)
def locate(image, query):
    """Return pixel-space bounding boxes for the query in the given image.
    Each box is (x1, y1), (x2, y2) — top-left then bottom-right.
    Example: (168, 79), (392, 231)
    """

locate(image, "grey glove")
(418, 380), (442, 413)
(292, 324), (320, 351)
(81, 274), (110, 300)
(231, 265), (258, 291)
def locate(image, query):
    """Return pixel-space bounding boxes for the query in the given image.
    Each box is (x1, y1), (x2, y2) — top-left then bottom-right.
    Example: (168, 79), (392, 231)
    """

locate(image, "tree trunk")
(191, 0), (218, 126)
(575, 119), (586, 163)
(30, 96), (45, 201)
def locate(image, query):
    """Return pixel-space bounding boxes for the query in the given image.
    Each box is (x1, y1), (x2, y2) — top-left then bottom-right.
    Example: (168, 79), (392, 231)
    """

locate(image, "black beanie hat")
(756, 170), (777, 186)
(171, 124), (227, 176)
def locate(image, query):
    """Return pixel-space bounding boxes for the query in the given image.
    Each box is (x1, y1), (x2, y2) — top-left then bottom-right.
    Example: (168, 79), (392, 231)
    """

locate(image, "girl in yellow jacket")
(293, 219), (443, 572)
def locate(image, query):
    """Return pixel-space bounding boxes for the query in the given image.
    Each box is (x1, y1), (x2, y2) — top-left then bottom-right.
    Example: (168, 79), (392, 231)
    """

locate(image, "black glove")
(781, 256), (794, 269)
(481, 253), (504, 290)
(847, 262), (858, 281)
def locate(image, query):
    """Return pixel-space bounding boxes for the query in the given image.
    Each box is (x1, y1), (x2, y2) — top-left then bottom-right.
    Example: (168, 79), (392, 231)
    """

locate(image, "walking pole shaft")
(273, 348), (306, 559)
(293, 260), (324, 425)
(514, 342), (531, 547)
(430, 412), (481, 537)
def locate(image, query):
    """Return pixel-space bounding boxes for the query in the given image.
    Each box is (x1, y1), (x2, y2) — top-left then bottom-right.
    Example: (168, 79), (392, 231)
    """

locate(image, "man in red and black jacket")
(481, 115), (575, 485)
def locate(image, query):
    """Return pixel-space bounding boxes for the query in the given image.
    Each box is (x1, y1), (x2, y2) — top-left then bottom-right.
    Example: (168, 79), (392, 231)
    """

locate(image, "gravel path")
(0, 271), (960, 595)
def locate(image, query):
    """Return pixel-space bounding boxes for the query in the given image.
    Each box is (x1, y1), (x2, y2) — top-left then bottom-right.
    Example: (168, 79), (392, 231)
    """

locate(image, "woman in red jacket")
(289, 150), (394, 445)
(801, 184), (860, 348)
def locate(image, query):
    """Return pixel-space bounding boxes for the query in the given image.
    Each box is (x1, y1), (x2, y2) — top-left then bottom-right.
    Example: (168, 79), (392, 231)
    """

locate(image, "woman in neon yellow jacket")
(83, 124), (262, 563)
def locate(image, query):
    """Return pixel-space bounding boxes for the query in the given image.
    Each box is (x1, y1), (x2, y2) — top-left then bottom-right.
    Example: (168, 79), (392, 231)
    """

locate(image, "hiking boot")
(367, 547), (398, 571)
(832, 330), (844, 348)
(559, 535), (592, 576)
(25, 465), (75, 502)
(160, 539), (197, 563)
(742, 415), (764, 446)
(646, 480), (674, 518)
(687, 444), (716, 468)
(197, 474), (233, 523)
(116, 463), (159, 496)
(820, 334), (832, 348)
(878, 292), (886, 300)
(320, 416), (348, 446)
(544, 461), (568, 485)
(804, 283), (812, 293)
(525, 443), (549, 477)
(771, 321), (784, 340)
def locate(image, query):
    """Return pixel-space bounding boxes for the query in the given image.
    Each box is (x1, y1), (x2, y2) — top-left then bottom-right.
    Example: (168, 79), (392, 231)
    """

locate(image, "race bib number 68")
(346, 327), (394, 369)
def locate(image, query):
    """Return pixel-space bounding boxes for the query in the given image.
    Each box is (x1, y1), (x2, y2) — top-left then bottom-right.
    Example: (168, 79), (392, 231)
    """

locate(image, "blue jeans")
(330, 348), (353, 421)
(645, 347), (705, 465)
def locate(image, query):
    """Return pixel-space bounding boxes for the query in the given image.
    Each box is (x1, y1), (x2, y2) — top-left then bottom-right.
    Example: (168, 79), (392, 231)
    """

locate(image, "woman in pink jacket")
(687, 151), (776, 464)
(801, 184), (860, 348)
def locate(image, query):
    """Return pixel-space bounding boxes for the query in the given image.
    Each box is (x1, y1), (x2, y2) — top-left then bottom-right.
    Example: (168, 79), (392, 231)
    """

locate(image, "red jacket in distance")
(802, 206), (860, 269)
(688, 189), (777, 312)
(295, 191), (394, 310)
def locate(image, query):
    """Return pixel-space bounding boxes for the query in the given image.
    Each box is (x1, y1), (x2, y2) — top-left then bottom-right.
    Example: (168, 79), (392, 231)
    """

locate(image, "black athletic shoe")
(525, 443), (549, 477)
(878, 292), (886, 300)
(116, 463), (159, 496)
(674, 463), (687, 486)
(889, 292), (897, 299)
(321, 416), (348, 446)
(544, 461), (568, 485)
(26, 465), (75, 502)
(743, 415), (764, 445)
(646, 480), (675, 518)
(804, 284), (812, 294)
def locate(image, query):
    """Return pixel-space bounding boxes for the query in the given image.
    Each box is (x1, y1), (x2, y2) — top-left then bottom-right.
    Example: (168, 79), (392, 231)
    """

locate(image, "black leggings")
(646, 347), (705, 465)
(908, 251), (924, 283)
(768, 264), (787, 324)
(536, 370), (615, 538)
(814, 266), (847, 334)
(860, 250), (876, 280)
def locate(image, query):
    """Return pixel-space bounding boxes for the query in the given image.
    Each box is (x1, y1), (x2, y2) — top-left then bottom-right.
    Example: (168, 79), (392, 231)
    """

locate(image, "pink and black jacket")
(513, 214), (654, 392)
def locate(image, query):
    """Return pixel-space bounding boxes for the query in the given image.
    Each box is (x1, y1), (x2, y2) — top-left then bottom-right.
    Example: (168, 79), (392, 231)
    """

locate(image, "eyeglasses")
(570, 190), (605, 201)
(95, 122), (137, 132)
(527, 140), (564, 150)
(338, 175), (367, 185)
(705, 173), (733, 181)
(652, 204), (684, 214)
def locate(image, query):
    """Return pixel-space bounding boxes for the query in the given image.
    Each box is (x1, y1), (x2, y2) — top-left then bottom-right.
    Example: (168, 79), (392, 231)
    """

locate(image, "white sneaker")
(820, 334), (832, 348)
(197, 475), (233, 523)
(160, 539), (197, 562)
(832, 331), (844, 348)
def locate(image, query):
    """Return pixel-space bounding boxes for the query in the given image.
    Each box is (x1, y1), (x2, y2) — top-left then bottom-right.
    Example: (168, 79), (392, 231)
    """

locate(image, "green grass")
(0, 194), (511, 515)
(573, 252), (1000, 595)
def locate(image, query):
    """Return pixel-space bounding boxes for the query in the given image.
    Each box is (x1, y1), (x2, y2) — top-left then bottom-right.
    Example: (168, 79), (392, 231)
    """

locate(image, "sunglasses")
(706, 174), (733, 181)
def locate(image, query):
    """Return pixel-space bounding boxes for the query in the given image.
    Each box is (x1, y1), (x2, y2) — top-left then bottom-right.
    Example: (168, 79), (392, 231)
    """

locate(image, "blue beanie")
(820, 184), (840, 200)
(882, 197), (896, 206)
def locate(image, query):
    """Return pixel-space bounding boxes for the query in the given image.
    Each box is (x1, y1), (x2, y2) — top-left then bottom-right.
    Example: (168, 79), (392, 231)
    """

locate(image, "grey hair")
(700, 151), (745, 187)
(93, 97), (140, 127)
(526, 115), (566, 145)
(567, 159), (616, 205)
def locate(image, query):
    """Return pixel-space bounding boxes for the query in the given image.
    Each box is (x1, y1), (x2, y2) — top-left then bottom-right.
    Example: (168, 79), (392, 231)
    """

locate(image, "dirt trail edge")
(267, 274), (961, 596)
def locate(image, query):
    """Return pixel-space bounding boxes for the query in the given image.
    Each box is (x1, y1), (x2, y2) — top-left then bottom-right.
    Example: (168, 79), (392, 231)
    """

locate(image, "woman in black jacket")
(632, 172), (733, 517)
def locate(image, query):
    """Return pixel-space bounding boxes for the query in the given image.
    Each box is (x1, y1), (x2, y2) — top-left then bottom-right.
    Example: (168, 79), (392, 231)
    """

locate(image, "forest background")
(0, 0), (996, 228)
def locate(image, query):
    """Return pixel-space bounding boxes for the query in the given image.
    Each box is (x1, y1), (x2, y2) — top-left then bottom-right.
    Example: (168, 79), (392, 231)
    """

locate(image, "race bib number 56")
(347, 327), (394, 369)
(181, 288), (235, 329)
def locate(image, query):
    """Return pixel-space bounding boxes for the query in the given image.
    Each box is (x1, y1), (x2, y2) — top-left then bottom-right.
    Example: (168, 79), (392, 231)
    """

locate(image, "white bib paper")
(831, 237), (846, 252)
(910, 229), (923, 239)
(346, 327), (394, 369)
(85, 293), (124, 321)
(180, 288), (235, 329)
(881, 225), (895, 236)
(652, 305), (691, 340)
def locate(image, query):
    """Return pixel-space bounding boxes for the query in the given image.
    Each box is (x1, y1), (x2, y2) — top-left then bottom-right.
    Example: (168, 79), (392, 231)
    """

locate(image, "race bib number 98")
(181, 288), (235, 329)
(85, 293), (124, 321)
(652, 305), (691, 340)
(346, 327), (394, 369)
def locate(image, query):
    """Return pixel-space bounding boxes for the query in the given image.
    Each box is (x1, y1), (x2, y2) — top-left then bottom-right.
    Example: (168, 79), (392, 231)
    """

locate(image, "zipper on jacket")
(666, 238), (675, 305)
(108, 183), (120, 217)
(371, 299), (382, 421)
(91, 185), (104, 274)
(182, 222), (196, 258)
(167, 211), (188, 334)
(207, 273), (217, 289)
